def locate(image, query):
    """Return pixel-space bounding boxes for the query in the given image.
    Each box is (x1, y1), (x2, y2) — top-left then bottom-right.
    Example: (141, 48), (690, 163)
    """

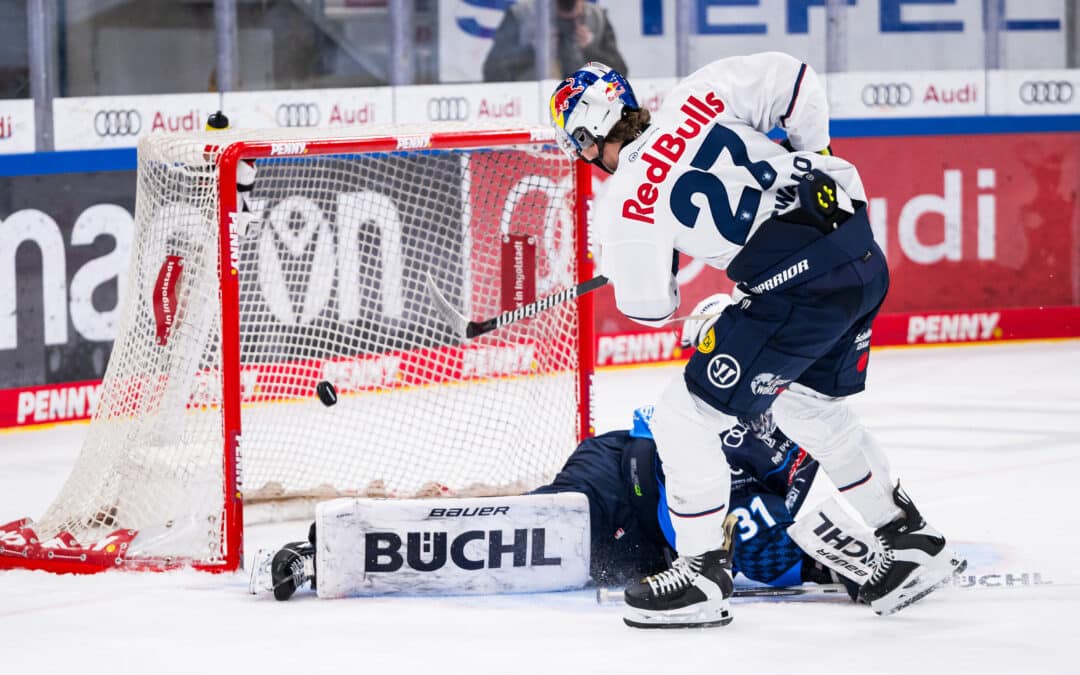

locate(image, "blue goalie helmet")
(549, 62), (639, 160)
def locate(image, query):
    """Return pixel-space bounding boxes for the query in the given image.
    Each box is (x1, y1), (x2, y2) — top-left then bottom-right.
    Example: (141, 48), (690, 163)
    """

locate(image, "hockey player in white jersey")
(549, 54), (961, 627)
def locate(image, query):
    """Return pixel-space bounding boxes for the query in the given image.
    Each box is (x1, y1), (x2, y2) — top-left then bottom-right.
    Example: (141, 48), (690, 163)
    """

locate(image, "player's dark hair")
(605, 108), (651, 147)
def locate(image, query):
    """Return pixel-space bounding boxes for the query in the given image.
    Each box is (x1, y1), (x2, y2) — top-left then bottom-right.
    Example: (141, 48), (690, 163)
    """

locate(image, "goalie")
(256, 294), (866, 604)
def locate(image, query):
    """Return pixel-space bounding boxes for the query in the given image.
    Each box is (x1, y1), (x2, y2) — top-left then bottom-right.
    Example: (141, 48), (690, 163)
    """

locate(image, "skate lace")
(646, 556), (701, 596)
(868, 535), (894, 586)
(288, 555), (309, 589)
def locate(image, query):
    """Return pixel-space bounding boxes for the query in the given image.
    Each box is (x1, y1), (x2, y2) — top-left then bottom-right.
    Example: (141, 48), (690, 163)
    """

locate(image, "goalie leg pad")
(787, 496), (881, 586)
(315, 493), (590, 598)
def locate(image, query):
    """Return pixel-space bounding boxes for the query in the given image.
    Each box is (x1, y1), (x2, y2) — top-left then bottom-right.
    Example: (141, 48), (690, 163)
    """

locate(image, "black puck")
(316, 380), (338, 407)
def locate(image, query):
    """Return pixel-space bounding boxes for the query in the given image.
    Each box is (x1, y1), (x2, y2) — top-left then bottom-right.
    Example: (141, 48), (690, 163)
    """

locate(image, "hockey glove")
(679, 293), (732, 349)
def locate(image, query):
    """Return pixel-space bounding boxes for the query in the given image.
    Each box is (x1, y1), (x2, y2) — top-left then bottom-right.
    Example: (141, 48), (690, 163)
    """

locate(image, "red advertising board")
(2, 132), (1079, 428)
(846, 132), (1080, 313)
(590, 131), (1080, 365)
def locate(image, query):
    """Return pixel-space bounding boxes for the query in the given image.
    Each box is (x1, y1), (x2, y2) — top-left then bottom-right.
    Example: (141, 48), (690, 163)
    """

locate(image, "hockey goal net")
(0, 125), (594, 573)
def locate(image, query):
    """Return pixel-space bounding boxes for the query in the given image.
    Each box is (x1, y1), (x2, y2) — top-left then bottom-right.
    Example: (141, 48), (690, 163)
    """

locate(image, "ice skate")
(623, 514), (736, 628)
(270, 541), (316, 602)
(860, 483), (964, 615)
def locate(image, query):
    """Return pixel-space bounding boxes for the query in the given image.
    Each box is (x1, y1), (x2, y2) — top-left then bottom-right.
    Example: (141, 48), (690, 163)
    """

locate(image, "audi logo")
(276, 102), (321, 127)
(861, 83), (913, 108)
(427, 97), (470, 122)
(94, 110), (142, 137)
(1019, 81), (1074, 105)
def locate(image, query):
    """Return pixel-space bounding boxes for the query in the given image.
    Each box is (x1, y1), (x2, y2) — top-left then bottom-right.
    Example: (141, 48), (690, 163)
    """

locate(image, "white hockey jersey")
(594, 51), (868, 324)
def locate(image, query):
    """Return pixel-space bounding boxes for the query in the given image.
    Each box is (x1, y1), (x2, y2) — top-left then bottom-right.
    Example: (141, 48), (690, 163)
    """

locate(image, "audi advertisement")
(828, 70), (985, 118)
(23, 70), (1080, 154)
(393, 81), (540, 125)
(990, 71), (1080, 115)
(223, 87), (393, 130)
(53, 92), (220, 150)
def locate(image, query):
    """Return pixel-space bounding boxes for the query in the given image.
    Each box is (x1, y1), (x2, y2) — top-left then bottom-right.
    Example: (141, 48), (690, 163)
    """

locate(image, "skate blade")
(623, 604), (733, 629)
(871, 552), (962, 616)
(248, 548), (275, 595)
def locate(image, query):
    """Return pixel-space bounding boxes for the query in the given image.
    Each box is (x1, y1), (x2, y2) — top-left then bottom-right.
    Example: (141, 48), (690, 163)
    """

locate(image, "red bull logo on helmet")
(550, 79), (584, 129)
(604, 80), (625, 102)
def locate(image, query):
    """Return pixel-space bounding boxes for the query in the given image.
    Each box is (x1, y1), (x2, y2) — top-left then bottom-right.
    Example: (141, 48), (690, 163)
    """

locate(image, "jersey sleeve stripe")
(669, 503), (727, 518)
(624, 309), (676, 323)
(837, 471), (873, 492)
(779, 62), (807, 128)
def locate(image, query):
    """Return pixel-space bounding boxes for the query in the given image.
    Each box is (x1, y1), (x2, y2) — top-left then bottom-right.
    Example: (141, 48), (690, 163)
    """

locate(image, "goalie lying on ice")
(253, 405), (861, 602)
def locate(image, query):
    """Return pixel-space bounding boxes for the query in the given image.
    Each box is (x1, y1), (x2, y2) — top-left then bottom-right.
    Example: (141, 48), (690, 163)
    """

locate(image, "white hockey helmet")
(549, 62), (640, 164)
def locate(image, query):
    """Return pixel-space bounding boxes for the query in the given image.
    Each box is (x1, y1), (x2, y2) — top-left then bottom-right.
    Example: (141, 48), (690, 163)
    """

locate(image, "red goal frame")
(213, 129), (596, 572)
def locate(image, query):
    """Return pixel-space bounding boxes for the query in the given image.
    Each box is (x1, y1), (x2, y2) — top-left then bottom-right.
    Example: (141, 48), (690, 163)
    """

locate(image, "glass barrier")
(0, 2), (30, 99)
(56, 0), (439, 97)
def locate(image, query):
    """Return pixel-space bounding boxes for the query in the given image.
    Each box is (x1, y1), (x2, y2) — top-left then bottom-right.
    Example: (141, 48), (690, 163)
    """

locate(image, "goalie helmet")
(549, 62), (639, 164)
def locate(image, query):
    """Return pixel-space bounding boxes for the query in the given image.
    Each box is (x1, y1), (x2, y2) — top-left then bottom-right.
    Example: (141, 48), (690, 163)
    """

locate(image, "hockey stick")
(426, 273), (610, 340)
(596, 584), (848, 604)
(597, 568), (1070, 605)
(426, 272), (720, 341)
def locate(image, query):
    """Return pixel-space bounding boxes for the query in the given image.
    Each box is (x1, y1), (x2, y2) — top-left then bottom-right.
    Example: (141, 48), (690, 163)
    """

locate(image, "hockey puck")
(316, 380), (338, 407)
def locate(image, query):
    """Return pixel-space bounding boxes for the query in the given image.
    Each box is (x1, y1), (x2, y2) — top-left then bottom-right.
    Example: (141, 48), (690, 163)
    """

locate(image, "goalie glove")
(679, 293), (733, 349)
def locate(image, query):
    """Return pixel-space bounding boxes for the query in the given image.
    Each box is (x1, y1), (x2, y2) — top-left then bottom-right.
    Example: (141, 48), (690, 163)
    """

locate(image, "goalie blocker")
(252, 494), (590, 598)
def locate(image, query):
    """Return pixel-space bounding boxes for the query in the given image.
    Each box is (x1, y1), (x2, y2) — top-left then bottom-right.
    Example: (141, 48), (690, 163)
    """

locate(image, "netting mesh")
(33, 125), (584, 564)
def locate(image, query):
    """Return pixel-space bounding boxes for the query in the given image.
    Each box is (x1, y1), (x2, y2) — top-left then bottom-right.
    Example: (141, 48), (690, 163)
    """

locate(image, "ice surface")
(2, 341), (1079, 674)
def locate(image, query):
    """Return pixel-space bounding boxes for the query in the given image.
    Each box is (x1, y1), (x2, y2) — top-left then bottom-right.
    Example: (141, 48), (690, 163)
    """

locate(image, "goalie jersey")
(593, 51), (868, 323)
(533, 407), (819, 587)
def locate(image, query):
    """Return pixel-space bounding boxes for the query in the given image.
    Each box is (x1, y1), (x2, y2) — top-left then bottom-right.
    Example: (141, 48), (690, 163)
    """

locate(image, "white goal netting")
(29, 125), (587, 566)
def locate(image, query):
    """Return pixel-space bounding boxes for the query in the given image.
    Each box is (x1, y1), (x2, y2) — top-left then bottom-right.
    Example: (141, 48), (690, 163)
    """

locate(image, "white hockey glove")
(679, 293), (732, 349)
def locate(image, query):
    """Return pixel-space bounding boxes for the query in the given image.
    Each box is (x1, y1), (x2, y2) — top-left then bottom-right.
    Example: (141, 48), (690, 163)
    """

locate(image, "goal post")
(0, 125), (595, 574)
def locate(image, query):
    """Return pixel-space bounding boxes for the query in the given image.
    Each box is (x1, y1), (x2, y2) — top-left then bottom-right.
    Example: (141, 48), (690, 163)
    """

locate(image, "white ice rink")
(2, 341), (1079, 675)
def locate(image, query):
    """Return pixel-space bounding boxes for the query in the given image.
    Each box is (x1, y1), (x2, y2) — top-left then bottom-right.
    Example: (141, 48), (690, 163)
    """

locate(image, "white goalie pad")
(315, 493), (591, 598)
(787, 496), (882, 584)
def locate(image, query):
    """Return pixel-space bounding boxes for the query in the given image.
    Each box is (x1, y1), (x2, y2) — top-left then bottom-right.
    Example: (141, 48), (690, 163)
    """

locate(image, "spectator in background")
(483, 0), (627, 82)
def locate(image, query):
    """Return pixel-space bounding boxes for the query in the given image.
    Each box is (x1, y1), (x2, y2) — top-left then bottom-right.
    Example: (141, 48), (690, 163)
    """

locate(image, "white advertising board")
(53, 93), (220, 150)
(221, 87), (394, 130)
(986, 69), (1080, 116)
(827, 70), (986, 119)
(0, 99), (35, 155)
(393, 81), (542, 126)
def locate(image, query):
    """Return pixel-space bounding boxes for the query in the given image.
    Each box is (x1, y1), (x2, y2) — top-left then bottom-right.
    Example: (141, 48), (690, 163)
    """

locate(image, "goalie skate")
(248, 542), (317, 601)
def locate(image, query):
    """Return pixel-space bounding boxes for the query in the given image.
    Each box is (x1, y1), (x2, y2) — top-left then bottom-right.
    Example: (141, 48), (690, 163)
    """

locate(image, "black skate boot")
(271, 541), (316, 602)
(859, 483), (966, 615)
(623, 514), (736, 628)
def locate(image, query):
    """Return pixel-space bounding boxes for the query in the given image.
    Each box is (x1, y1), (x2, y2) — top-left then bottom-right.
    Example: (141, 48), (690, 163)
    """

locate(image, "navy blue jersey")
(533, 407), (819, 586)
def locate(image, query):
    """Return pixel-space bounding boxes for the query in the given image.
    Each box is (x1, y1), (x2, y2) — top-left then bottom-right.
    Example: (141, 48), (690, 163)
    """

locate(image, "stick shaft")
(465, 275), (609, 338)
